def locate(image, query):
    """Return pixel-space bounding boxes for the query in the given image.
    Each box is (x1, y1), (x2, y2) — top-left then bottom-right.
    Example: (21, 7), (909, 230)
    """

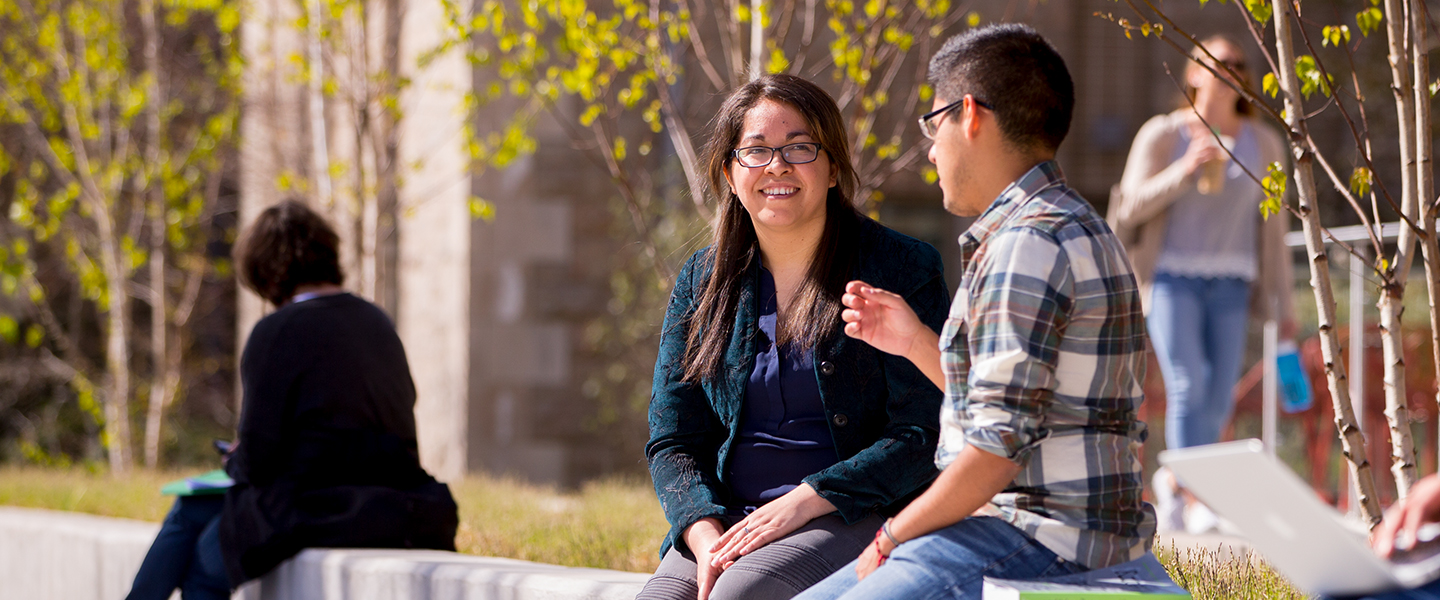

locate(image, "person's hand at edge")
(684, 518), (728, 600)
(855, 524), (894, 580)
(709, 483), (836, 568)
(1375, 475), (1440, 558)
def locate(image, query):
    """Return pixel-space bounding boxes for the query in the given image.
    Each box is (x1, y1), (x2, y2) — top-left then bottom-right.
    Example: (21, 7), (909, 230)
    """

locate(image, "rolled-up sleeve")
(960, 229), (1073, 464)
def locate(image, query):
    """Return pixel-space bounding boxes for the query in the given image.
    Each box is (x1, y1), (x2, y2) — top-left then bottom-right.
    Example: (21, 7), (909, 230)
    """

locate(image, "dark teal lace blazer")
(646, 217), (950, 557)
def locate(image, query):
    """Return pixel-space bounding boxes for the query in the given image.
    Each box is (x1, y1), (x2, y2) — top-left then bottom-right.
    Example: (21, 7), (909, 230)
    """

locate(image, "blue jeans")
(792, 517), (1083, 600)
(126, 495), (232, 600)
(1147, 273), (1252, 449)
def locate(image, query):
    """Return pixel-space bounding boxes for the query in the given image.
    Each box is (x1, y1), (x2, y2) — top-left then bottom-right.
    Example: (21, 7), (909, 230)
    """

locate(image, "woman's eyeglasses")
(732, 142), (822, 168)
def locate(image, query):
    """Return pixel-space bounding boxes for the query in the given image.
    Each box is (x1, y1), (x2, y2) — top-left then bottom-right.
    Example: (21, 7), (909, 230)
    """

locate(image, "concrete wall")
(394, 0), (473, 483)
(0, 507), (647, 600)
(0, 507), (158, 600)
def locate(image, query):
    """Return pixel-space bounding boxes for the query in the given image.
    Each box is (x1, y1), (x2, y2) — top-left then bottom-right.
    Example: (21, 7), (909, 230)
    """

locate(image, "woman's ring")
(742, 526), (751, 535)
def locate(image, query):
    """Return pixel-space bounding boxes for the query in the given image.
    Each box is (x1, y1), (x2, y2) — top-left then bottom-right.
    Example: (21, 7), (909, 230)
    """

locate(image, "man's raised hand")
(842, 281), (945, 389)
(841, 281), (925, 357)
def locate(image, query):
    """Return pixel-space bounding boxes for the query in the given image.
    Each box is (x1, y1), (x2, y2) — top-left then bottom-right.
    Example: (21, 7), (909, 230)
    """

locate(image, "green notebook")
(160, 469), (235, 496)
(982, 554), (1191, 599)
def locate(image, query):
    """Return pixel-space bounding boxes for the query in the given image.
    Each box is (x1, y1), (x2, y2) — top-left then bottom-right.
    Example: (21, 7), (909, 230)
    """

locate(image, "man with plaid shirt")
(795, 24), (1156, 600)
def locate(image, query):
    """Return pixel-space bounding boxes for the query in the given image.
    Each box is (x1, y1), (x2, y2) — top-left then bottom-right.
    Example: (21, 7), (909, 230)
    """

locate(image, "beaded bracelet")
(871, 529), (890, 566)
(881, 518), (902, 547)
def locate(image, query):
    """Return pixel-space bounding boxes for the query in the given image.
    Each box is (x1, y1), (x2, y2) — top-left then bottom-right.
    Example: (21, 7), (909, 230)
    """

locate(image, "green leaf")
(1260, 161), (1288, 219)
(469, 196), (496, 221)
(767, 48), (788, 74)
(1263, 72), (1279, 98)
(1242, 0), (1272, 26)
(965, 11), (980, 27)
(23, 324), (42, 348)
(1322, 25), (1351, 47)
(0, 316), (17, 345)
(1356, 7), (1383, 37)
(1350, 167), (1373, 198)
(1293, 55), (1332, 99)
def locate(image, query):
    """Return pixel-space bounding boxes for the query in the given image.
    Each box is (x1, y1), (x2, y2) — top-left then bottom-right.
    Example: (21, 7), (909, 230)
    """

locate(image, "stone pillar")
(396, 0), (471, 482)
(237, 0), (307, 408)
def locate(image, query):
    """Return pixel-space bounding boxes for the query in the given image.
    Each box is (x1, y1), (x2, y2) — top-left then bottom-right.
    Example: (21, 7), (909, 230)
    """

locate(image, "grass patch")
(450, 475), (667, 573)
(0, 466), (668, 573)
(0, 466), (178, 521)
(1158, 541), (1306, 599)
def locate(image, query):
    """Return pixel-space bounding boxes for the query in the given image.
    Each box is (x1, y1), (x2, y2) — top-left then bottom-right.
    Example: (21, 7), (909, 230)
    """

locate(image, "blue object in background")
(1277, 341), (1313, 413)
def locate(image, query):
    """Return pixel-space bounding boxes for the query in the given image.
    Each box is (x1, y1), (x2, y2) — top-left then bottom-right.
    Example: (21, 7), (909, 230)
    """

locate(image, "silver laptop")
(1160, 439), (1440, 596)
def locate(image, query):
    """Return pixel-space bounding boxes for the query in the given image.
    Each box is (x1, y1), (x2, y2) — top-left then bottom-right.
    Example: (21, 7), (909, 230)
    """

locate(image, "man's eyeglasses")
(732, 142), (822, 168)
(918, 97), (995, 140)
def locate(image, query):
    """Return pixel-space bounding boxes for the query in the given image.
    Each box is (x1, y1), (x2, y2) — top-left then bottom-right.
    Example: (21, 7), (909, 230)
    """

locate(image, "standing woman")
(640, 74), (950, 600)
(1109, 35), (1295, 530)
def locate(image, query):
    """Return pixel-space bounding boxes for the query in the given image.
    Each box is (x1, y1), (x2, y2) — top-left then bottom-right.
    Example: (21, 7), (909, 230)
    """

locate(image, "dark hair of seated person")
(233, 199), (345, 306)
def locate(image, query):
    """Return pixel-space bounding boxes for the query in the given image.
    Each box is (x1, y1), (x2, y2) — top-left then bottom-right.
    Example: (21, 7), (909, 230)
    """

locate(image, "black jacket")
(220, 293), (457, 585)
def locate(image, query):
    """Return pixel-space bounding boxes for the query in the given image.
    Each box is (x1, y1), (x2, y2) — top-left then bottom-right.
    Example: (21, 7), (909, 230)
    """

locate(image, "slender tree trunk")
(140, 0), (171, 469)
(1381, 0), (1420, 497)
(1272, 0), (1381, 526)
(356, 0), (379, 300)
(307, 0), (335, 227)
(104, 259), (132, 473)
(655, 82), (710, 219)
(1413, 0), (1440, 477)
(748, 0), (762, 81)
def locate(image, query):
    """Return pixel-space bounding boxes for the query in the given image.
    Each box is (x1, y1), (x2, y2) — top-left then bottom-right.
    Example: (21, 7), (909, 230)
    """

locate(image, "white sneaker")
(1152, 467), (1185, 533)
(1184, 501), (1220, 535)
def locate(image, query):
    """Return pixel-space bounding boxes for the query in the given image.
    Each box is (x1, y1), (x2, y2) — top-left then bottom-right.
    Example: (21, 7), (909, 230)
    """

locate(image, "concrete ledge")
(0, 506), (648, 600)
(241, 549), (649, 600)
(0, 506), (161, 600)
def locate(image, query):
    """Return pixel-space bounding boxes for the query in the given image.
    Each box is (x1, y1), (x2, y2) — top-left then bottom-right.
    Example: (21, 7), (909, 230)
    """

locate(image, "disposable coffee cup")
(1196, 134), (1234, 195)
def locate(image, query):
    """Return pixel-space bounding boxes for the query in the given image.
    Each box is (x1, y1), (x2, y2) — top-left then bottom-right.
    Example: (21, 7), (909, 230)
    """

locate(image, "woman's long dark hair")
(681, 74), (862, 383)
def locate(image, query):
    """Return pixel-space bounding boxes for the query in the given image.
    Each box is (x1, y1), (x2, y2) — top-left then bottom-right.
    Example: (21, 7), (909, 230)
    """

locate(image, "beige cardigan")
(1106, 110), (1295, 325)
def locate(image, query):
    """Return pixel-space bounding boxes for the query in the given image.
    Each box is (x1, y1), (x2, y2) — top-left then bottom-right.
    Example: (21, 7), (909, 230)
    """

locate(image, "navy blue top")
(725, 268), (839, 508)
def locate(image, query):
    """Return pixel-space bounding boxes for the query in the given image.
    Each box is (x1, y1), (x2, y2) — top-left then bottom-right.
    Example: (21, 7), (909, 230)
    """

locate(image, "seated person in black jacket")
(126, 199), (458, 600)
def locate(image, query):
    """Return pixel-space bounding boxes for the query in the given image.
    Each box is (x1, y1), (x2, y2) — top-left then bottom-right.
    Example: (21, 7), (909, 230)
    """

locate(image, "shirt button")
(832, 413), (849, 427)
(819, 361), (836, 376)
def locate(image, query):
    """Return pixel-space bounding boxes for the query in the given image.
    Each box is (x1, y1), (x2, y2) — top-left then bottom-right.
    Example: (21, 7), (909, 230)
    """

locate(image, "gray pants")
(636, 514), (883, 600)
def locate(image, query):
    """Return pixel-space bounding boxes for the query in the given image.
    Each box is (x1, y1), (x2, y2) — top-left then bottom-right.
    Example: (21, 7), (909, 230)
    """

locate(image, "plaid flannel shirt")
(936, 161), (1156, 569)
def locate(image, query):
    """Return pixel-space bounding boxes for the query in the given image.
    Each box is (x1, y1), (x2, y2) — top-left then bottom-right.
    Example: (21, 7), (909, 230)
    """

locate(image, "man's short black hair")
(928, 23), (1074, 153)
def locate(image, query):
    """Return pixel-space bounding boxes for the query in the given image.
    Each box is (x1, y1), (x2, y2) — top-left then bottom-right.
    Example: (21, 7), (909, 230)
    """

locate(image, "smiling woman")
(725, 101), (835, 241)
(638, 74), (952, 600)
